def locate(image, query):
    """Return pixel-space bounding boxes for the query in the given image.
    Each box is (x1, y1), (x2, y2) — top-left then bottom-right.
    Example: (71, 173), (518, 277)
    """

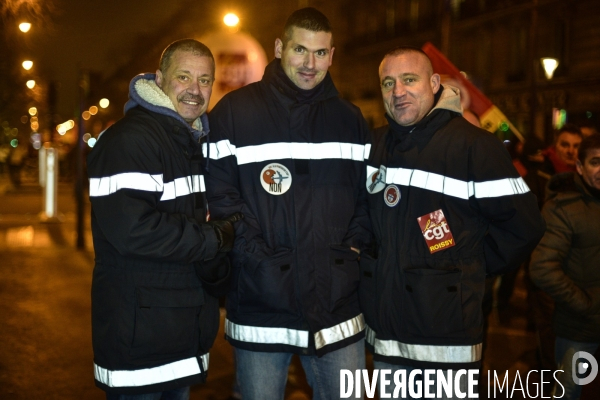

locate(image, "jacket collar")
(547, 172), (600, 202)
(124, 73), (209, 141)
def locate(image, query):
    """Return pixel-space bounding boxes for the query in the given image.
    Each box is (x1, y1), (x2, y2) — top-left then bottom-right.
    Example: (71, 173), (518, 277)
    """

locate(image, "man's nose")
(304, 53), (315, 69)
(393, 82), (406, 97)
(187, 80), (200, 94)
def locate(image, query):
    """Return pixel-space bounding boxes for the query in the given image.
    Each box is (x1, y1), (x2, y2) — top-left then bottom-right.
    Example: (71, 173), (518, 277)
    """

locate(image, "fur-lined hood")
(429, 84), (463, 116)
(124, 73), (209, 141)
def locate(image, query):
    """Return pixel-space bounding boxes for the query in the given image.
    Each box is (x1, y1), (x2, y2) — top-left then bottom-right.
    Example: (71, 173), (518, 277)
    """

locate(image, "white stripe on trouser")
(89, 173), (205, 200)
(226, 315), (365, 349)
(365, 325), (482, 363)
(203, 140), (369, 165)
(94, 354), (209, 388)
(367, 165), (530, 199)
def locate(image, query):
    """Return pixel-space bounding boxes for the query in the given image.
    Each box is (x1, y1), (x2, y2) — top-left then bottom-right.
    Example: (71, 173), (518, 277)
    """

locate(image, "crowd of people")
(84, 6), (599, 400)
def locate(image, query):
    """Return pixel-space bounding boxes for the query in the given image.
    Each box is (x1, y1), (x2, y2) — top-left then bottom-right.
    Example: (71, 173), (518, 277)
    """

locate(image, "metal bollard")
(40, 147), (60, 222)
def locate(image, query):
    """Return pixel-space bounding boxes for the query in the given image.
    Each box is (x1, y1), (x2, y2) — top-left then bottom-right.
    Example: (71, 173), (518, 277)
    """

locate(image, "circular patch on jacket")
(383, 185), (401, 207)
(260, 163), (292, 195)
(366, 166), (386, 194)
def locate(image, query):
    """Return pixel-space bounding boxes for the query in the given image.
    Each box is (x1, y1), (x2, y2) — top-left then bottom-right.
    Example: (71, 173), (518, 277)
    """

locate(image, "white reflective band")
(202, 140), (237, 160)
(225, 142), (367, 165)
(225, 318), (309, 348)
(314, 314), (365, 350)
(381, 167), (530, 199)
(367, 165), (378, 177)
(89, 173), (205, 201)
(365, 325), (482, 363)
(364, 143), (372, 160)
(94, 354), (209, 388)
(160, 175), (205, 201)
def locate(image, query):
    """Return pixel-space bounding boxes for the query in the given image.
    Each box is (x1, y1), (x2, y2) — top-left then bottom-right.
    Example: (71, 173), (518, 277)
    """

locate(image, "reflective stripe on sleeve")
(314, 314), (365, 350)
(202, 140), (237, 160)
(94, 353), (209, 388)
(225, 318), (309, 348)
(365, 325), (482, 363)
(380, 166), (530, 199)
(89, 173), (205, 201)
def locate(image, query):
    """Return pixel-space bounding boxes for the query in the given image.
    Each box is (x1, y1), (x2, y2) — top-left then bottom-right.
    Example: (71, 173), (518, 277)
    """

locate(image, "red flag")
(422, 42), (523, 141)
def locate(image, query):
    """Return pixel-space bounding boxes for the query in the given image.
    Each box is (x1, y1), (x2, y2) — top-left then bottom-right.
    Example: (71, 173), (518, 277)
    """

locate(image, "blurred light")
(11, 128), (18, 136)
(224, 13), (240, 27)
(28, 107), (37, 116)
(31, 132), (41, 149)
(30, 116), (38, 123)
(552, 108), (567, 129)
(20, 115), (29, 124)
(89, 105), (98, 115)
(19, 22), (31, 33)
(88, 137), (97, 148)
(26, 80), (36, 89)
(82, 111), (91, 120)
(99, 98), (110, 108)
(33, 141), (42, 150)
(499, 122), (509, 132)
(31, 121), (39, 131)
(22, 60), (33, 70)
(67, 120), (75, 129)
(83, 133), (91, 143)
(587, 111), (593, 119)
(541, 57), (559, 80)
(10, 139), (18, 148)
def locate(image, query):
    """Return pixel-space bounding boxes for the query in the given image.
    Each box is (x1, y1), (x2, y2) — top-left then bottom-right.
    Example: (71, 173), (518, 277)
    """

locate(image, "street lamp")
(22, 60), (33, 70)
(26, 80), (36, 89)
(99, 98), (110, 108)
(541, 57), (559, 80)
(19, 22), (32, 33)
(223, 13), (240, 27)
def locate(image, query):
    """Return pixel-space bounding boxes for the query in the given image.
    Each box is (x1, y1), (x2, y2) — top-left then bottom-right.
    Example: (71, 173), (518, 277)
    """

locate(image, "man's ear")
(576, 160), (584, 175)
(328, 47), (335, 67)
(155, 70), (163, 88)
(431, 73), (441, 94)
(274, 38), (283, 59)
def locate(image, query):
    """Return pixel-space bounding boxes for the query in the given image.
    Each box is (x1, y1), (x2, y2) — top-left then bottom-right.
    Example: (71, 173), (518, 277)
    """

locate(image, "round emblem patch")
(366, 166), (386, 194)
(383, 185), (401, 207)
(260, 163), (292, 195)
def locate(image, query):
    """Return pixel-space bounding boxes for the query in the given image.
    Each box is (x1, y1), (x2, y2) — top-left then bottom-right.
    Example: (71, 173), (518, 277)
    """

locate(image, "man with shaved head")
(359, 47), (545, 397)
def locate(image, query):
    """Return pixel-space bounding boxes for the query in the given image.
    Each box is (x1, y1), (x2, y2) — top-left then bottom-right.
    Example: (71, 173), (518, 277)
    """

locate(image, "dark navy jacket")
(88, 74), (223, 394)
(204, 59), (371, 356)
(361, 86), (545, 369)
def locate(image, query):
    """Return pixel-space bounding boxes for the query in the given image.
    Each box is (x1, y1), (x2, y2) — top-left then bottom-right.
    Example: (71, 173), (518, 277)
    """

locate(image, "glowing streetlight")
(223, 13), (240, 27)
(541, 58), (559, 80)
(19, 22), (32, 33)
(89, 106), (98, 115)
(82, 111), (91, 120)
(28, 107), (37, 116)
(99, 98), (110, 108)
(26, 80), (36, 89)
(22, 60), (33, 70)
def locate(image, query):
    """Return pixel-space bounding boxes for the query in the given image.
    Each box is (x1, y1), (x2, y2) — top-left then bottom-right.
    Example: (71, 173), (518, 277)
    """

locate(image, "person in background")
(204, 8), (371, 400)
(87, 39), (241, 400)
(530, 133), (600, 400)
(543, 124), (583, 174)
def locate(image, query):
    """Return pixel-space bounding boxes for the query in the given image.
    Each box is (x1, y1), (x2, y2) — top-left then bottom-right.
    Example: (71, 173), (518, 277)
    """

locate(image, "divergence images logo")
(260, 163), (292, 195)
(573, 351), (598, 386)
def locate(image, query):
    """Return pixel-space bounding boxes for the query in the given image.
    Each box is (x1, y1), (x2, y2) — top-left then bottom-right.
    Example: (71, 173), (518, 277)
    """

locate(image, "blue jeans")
(373, 361), (475, 399)
(235, 338), (365, 400)
(105, 386), (189, 400)
(554, 336), (599, 400)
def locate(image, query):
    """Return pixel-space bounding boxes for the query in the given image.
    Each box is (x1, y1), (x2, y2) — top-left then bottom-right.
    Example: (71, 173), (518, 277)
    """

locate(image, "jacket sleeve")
(469, 132), (546, 275)
(204, 101), (276, 271)
(341, 115), (373, 251)
(529, 200), (599, 313)
(87, 126), (219, 263)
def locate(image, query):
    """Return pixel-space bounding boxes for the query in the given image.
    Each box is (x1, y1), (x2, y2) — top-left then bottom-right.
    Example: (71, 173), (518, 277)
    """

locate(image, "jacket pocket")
(130, 287), (204, 361)
(238, 249), (297, 315)
(329, 245), (360, 312)
(358, 252), (377, 326)
(402, 268), (465, 339)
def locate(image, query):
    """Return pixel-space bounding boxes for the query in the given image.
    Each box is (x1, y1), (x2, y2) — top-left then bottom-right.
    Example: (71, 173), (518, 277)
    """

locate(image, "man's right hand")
(208, 212), (244, 252)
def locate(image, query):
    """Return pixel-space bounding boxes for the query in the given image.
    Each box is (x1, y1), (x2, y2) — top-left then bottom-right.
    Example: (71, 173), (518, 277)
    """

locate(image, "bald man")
(359, 47), (545, 398)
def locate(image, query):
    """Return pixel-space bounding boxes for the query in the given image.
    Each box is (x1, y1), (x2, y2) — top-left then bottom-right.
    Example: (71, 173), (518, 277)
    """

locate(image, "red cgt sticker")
(417, 209), (456, 254)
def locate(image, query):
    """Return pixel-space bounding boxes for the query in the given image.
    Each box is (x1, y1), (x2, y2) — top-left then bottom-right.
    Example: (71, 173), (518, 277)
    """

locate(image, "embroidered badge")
(260, 163), (292, 195)
(417, 209), (456, 254)
(367, 166), (386, 194)
(383, 184), (401, 207)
